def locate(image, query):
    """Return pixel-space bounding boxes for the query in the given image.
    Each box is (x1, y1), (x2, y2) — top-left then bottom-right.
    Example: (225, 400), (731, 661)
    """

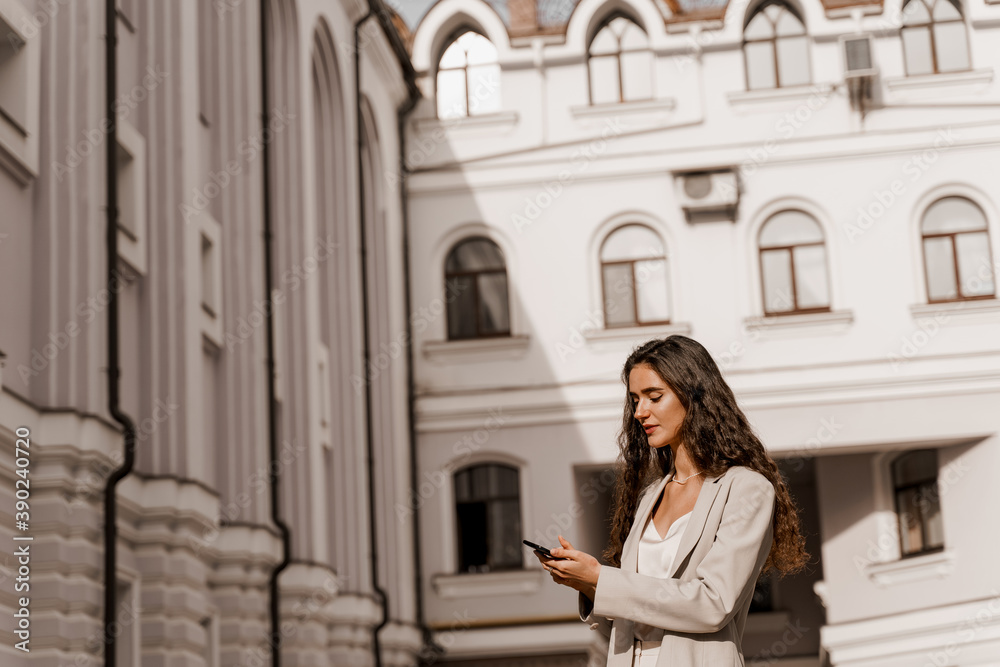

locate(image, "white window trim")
(0, 0), (41, 184)
(423, 224), (525, 357)
(744, 197), (848, 326)
(864, 449), (955, 587)
(588, 212), (682, 333)
(909, 183), (1000, 308)
(437, 452), (531, 577)
(884, 68), (993, 93)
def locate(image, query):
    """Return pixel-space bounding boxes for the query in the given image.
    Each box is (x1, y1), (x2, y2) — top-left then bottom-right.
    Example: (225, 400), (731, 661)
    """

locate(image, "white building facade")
(405, 0), (1000, 665)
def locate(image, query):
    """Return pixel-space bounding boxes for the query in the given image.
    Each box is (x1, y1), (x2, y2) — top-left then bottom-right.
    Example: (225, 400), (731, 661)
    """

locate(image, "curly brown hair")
(602, 335), (809, 578)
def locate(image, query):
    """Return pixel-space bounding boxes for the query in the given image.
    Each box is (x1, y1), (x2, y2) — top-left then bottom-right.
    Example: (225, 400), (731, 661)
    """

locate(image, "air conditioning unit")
(674, 169), (739, 224)
(841, 34), (877, 79)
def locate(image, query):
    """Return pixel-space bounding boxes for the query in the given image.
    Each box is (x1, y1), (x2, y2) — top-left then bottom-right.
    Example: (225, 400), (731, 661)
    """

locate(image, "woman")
(534, 335), (809, 666)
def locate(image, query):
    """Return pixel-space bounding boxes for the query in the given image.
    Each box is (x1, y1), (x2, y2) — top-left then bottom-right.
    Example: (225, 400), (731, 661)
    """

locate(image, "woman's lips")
(644, 425), (657, 434)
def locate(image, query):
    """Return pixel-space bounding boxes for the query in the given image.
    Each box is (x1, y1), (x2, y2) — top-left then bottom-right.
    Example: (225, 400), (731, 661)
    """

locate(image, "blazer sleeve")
(590, 471), (776, 634)
(579, 591), (613, 641)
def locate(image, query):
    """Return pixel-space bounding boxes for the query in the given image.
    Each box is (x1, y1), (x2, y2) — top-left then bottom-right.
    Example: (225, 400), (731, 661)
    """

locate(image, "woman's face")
(628, 363), (687, 449)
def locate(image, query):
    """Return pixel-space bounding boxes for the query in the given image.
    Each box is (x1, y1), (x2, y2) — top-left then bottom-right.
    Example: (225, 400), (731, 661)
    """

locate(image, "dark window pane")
(489, 499), (522, 568)
(921, 481), (944, 548)
(454, 468), (472, 502)
(896, 487), (924, 555)
(446, 238), (505, 272)
(495, 465), (519, 497)
(892, 450), (937, 487)
(446, 275), (476, 339)
(477, 272), (510, 334)
(457, 501), (488, 571)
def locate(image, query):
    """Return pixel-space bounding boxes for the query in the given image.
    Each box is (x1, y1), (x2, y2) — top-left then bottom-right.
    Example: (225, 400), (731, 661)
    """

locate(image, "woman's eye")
(651, 396), (661, 402)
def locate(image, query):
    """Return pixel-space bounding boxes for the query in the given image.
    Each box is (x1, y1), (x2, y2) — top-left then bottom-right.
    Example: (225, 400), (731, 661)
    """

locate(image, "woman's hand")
(533, 535), (601, 601)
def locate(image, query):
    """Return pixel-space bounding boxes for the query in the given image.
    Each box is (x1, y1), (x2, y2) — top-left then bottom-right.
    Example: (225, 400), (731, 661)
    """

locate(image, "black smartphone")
(523, 539), (568, 560)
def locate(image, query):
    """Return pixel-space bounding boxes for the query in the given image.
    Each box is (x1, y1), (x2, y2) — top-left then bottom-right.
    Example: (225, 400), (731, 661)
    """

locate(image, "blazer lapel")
(626, 470), (724, 577)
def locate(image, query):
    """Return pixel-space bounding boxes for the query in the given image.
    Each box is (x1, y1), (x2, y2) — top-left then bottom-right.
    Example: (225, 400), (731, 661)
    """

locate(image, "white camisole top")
(633, 507), (693, 641)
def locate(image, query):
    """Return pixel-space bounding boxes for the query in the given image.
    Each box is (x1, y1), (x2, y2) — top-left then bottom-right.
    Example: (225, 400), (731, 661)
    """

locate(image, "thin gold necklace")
(669, 471), (704, 485)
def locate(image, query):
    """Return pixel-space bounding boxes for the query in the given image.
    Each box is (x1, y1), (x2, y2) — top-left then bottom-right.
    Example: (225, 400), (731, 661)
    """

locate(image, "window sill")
(583, 321), (692, 343)
(743, 309), (853, 334)
(570, 97), (676, 120)
(910, 298), (1000, 322)
(432, 569), (542, 599)
(727, 82), (836, 106)
(864, 549), (955, 588)
(884, 69), (994, 93)
(422, 334), (530, 362)
(415, 110), (519, 133)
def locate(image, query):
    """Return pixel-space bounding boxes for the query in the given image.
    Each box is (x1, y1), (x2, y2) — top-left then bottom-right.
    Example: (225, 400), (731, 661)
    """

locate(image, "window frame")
(444, 236), (512, 341)
(919, 197), (996, 304)
(757, 210), (832, 316)
(598, 224), (671, 329)
(586, 11), (653, 106)
(900, 0), (972, 77)
(741, 0), (811, 91)
(435, 28), (499, 120)
(890, 449), (944, 559)
(453, 462), (524, 574)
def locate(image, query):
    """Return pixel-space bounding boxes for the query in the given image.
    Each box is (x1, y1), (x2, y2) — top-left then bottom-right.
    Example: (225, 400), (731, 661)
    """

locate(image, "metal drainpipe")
(102, 1), (137, 665)
(354, 8), (392, 667)
(260, 1), (292, 666)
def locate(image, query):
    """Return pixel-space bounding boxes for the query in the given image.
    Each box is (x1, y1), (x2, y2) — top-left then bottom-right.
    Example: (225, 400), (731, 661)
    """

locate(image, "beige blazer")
(579, 465), (776, 666)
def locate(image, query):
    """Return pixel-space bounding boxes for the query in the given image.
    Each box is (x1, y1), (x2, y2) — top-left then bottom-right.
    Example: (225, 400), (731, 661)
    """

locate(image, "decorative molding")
(743, 309), (854, 333)
(432, 568), (543, 599)
(583, 321), (692, 343)
(864, 549), (956, 587)
(423, 334), (531, 362)
(884, 69), (995, 92)
(910, 299), (1000, 322)
(415, 110), (519, 133)
(570, 97), (677, 120)
(727, 83), (838, 106)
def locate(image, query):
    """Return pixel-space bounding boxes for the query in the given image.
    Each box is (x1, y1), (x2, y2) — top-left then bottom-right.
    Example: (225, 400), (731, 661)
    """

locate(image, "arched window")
(454, 463), (522, 573)
(758, 210), (830, 314)
(901, 0), (970, 76)
(921, 197), (995, 302)
(600, 224), (670, 327)
(445, 237), (510, 339)
(588, 14), (653, 105)
(743, 0), (810, 90)
(436, 30), (501, 119)
(891, 450), (943, 557)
